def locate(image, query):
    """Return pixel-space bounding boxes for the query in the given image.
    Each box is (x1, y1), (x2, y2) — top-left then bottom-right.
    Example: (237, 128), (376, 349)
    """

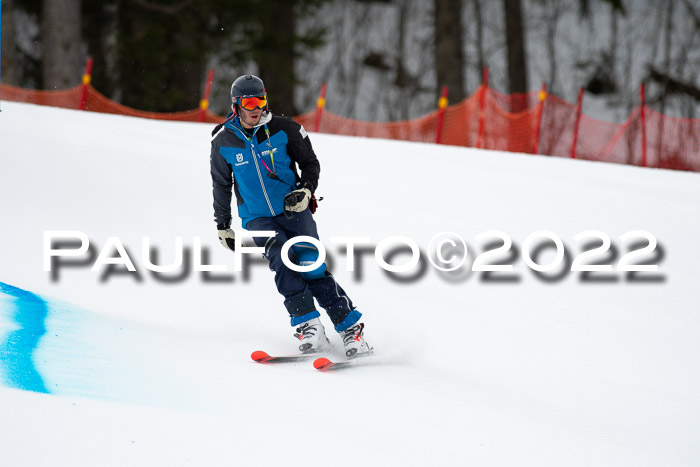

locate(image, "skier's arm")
(210, 143), (233, 227)
(286, 122), (320, 192)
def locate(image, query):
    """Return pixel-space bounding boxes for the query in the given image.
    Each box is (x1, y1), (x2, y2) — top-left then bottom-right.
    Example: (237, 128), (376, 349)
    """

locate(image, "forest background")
(1, 0), (698, 123)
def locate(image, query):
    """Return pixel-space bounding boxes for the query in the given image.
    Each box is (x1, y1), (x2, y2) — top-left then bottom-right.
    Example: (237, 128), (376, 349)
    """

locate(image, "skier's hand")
(284, 188), (311, 212)
(217, 222), (236, 251)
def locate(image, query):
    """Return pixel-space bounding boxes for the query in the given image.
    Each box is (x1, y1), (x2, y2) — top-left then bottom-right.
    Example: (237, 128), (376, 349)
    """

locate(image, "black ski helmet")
(230, 74), (267, 114)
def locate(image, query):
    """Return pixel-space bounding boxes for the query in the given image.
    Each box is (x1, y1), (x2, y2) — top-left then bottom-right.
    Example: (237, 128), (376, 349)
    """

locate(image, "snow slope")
(1, 102), (699, 466)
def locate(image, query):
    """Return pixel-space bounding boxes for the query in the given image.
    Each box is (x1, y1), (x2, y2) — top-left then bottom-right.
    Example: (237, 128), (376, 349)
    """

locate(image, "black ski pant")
(246, 210), (361, 332)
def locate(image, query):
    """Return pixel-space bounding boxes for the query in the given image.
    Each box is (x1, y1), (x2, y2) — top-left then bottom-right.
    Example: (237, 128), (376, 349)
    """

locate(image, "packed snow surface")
(1, 102), (699, 466)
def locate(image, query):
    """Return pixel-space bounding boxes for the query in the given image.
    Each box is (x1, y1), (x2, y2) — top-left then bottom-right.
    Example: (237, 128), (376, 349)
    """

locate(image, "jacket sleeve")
(286, 121), (320, 193)
(210, 140), (233, 227)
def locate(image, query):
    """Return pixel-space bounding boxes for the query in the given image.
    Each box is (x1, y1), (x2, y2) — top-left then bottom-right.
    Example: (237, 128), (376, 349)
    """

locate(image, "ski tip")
(251, 350), (270, 362)
(313, 357), (334, 370)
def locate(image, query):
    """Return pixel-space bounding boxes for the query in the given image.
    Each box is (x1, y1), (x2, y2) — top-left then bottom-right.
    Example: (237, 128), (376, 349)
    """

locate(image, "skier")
(210, 74), (370, 357)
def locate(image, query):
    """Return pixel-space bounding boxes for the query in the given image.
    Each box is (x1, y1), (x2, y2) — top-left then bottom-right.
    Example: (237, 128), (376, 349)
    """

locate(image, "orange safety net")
(2, 82), (699, 173)
(434, 92), (481, 147)
(1, 83), (83, 109)
(294, 108), (440, 144)
(477, 87), (541, 153)
(640, 108), (700, 172)
(0, 83), (225, 123)
(83, 85), (224, 123)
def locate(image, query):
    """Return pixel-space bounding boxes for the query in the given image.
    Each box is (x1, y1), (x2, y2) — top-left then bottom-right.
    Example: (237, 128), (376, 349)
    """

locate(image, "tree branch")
(132, 0), (195, 15)
(680, 0), (700, 30)
(648, 67), (700, 101)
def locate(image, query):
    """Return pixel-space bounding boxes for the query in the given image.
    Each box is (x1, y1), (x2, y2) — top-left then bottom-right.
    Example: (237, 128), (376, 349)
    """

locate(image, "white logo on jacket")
(234, 152), (248, 167)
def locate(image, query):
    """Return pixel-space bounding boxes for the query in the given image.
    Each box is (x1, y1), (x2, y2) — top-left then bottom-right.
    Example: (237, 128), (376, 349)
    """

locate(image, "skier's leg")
(277, 210), (362, 332)
(285, 235), (369, 354)
(307, 271), (362, 331)
(246, 216), (319, 325)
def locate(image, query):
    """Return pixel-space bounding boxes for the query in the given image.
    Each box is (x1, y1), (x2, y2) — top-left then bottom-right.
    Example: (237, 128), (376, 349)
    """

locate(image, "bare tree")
(434, 0), (466, 103)
(343, 2), (373, 120)
(392, 0), (410, 120)
(257, 2), (298, 116)
(659, 0), (674, 114)
(1, 0), (22, 86)
(42, 0), (82, 89)
(541, 0), (563, 94)
(471, 0), (486, 77)
(503, 0), (528, 96)
(680, 0), (700, 29)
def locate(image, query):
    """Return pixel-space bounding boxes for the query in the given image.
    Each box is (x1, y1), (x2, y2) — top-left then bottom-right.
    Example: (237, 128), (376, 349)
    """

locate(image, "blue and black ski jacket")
(210, 112), (320, 228)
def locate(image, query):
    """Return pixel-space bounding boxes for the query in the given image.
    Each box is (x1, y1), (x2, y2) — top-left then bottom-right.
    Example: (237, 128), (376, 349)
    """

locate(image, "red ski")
(251, 350), (319, 364)
(313, 352), (374, 371)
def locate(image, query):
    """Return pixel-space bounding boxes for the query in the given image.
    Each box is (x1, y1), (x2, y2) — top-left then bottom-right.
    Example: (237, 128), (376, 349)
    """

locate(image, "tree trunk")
(660, 0), (674, 114)
(83, 1), (116, 98)
(42, 0), (82, 89)
(472, 0), (486, 77)
(258, 2), (297, 117)
(115, 0), (205, 112)
(434, 0), (465, 103)
(503, 0), (528, 97)
(545, 0), (562, 94)
(394, 0), (409, 121)
(1, 0), (22, 85)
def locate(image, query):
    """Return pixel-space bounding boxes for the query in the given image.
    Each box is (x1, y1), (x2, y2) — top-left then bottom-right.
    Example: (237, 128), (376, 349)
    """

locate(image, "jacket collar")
(225, 111), (272, 133)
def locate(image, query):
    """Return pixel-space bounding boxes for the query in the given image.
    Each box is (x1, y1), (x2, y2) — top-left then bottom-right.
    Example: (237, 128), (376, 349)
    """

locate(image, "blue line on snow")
(0, 282), (50, 393)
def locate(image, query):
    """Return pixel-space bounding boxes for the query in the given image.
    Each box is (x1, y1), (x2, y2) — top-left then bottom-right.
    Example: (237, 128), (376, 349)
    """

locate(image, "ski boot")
(340, 322), (371, 358)
(294, 317), (330, 353)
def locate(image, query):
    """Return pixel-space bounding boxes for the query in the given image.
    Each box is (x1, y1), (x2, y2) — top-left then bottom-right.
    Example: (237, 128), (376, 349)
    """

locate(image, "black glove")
(217, 221), (235, 251)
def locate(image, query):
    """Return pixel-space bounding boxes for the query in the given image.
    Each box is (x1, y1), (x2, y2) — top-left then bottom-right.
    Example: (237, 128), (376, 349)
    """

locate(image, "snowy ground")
(1, 102), (699, 466)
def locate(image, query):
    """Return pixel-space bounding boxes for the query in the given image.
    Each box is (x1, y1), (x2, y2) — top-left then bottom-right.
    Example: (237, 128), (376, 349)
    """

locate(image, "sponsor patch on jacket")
(234, 152), (248, 167)
(299, 125), (308, 139)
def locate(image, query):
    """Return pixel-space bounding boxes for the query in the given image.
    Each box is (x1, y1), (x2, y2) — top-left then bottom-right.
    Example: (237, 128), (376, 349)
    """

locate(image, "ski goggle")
(239, 95), (267, 111)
